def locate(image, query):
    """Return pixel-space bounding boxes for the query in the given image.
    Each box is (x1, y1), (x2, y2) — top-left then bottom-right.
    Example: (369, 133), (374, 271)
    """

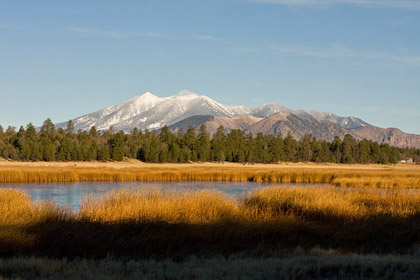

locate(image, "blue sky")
(1, 0), (419, 133)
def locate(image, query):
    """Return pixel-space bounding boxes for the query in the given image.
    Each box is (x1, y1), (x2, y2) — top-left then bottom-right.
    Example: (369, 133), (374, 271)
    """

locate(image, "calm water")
(0, 181), (327, 210)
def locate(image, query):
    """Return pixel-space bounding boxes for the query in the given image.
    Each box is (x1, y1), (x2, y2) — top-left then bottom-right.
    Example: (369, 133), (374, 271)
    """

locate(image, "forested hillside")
(0, 119), (418, 164)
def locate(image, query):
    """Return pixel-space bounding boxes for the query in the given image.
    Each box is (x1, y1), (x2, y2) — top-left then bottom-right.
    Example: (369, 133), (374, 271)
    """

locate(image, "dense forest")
(0, 119), (419, 164)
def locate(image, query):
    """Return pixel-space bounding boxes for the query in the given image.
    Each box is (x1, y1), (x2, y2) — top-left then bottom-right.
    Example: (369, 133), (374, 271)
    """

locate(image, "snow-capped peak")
(55, 90), (371, 132)
(126, 92), (163, 108)
(138, 91), (159, 99)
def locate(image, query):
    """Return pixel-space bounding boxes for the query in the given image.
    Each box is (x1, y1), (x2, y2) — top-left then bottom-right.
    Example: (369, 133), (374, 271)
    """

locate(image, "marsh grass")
(243, 186), (420, 221)
(79, 189), (238, 223)
(1, 164), (419, 188)
(1, 186), (420, 259)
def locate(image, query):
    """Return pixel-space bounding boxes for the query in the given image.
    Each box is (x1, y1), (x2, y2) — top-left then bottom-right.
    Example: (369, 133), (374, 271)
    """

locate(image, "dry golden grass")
(0, 161), (419, 188)
(243, 186), (420, 221)
(0, 189), (65, 226)
(2, 185), (420, 259)
(80, 189), (238, 223)
(0, 189), (67, 256)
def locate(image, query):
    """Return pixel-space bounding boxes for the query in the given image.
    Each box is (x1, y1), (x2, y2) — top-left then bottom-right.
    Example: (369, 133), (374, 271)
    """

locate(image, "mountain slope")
(56, 92), (163, 131)
(114, 94), (236, 131)
(57, 91), (370, 132)
(54, 91), (420, 148)
(168, 115), (263, 136)
(352, 127), (420, 149)
(244, 112), (361, 142)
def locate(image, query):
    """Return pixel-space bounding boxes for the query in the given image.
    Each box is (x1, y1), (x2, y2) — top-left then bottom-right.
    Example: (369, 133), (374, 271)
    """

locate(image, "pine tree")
(170, 142), (181, 162)
(40, 137), (56, 161)
(389, 148), (400, 164)
(341, 134), (356, 164)
(370, 141), (381, 163)
(183, 126), (197, 161)
(183, 126), (196, 151)
(331, 136), (342, 163)
(40, 118), (56, 138)
(65, 120), (75, 136)
(57, 137), (74, 161)
(210, 126), (226, 162)
(148, 136), (161, 163)
(0, 125), (5, 156)
(89, 126), (99, 137)
(358, 139), (371, 164)
(284, 131), (298, 162)
(197, 125), (210, 161)
(98, 144), (111, 161)
(298, 134), (313, 162)
(159, 143), (170, 162)
(268, 133), (285, 163)
(108, 131), (126, 161)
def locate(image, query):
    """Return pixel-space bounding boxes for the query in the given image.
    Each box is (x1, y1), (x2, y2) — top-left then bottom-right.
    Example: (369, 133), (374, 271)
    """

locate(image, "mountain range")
(56, 92), (420, 149)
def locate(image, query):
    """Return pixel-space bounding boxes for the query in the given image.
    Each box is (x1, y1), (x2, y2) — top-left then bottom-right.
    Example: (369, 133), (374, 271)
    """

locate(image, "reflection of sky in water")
(0, 181), (327, 211)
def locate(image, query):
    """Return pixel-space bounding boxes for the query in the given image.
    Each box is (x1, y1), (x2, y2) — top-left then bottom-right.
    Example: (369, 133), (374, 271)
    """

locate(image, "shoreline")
(0, 160), (419, 187)
(0, 158), (417, 169)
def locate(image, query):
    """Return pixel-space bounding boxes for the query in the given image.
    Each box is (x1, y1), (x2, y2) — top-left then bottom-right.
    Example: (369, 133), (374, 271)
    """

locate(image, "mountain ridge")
(55, 91), (420, 149)
(57, 92), (369, 131)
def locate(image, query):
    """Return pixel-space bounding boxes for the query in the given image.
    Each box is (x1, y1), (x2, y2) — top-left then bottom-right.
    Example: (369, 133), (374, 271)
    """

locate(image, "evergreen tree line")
(0, 119), (419, 164)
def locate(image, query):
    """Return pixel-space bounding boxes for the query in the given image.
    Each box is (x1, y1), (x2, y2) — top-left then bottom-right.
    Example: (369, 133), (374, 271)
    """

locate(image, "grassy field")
(1, 161), (420, 278)
(0, 160), (419, 188)
(1, 185), (420, 259)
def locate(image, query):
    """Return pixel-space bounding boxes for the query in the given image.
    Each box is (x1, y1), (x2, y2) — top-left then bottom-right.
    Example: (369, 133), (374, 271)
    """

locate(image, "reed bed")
(1, 185), (420, 259)
(243, 187), (420, 222)
(79, 189), (238, 223)
(1, 164), (420, 188)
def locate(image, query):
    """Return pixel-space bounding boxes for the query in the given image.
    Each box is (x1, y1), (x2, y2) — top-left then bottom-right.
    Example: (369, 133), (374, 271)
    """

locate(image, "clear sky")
(1, 0), (419, 133)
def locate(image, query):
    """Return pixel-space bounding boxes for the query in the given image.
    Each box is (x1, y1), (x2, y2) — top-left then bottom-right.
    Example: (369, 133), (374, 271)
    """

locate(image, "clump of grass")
(0, 189), (35, 226)
(79, 189), (238, 223)
(0, 189), (68, 257)
(332, 176), (420, 188)
(242, 186), (420, 221)
(0, 189), (68, 226)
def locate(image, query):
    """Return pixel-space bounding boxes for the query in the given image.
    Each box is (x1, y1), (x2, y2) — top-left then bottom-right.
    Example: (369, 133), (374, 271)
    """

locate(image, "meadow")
(0, 160), (419, 188)
(1, 161), (420, 279)
(1, 183), (420, 258)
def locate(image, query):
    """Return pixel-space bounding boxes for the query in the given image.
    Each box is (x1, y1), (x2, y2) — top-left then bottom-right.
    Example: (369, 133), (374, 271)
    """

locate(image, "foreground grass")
(2, 249), (420, 280)
(1, 186), (420, 260)
(0, 162), (419, 188)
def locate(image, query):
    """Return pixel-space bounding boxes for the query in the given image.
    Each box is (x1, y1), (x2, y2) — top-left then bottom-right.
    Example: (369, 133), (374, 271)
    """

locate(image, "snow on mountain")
(245, 112), (361, 142)
(56, 92), (163, 131)
(56, 91), (371, 132)
(233, 104), (368, 129)
(306, 110), (370, 129)
(114, 93), (236, 131)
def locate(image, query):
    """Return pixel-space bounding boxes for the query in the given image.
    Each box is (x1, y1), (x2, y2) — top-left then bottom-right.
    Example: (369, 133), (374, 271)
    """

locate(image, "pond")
(0, 181), (328, 210)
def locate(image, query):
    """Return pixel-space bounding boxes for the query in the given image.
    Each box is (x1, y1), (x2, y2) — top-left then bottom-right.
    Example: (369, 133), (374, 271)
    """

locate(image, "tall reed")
(242, 186), (420, 221)
(1, 164), (419, 188)
(2, 185), (420, 258)
(79, 189), (238, 223)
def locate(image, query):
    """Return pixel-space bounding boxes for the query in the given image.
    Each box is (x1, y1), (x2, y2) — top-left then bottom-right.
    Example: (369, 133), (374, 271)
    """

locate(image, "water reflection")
(0, 181), (327, 210)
